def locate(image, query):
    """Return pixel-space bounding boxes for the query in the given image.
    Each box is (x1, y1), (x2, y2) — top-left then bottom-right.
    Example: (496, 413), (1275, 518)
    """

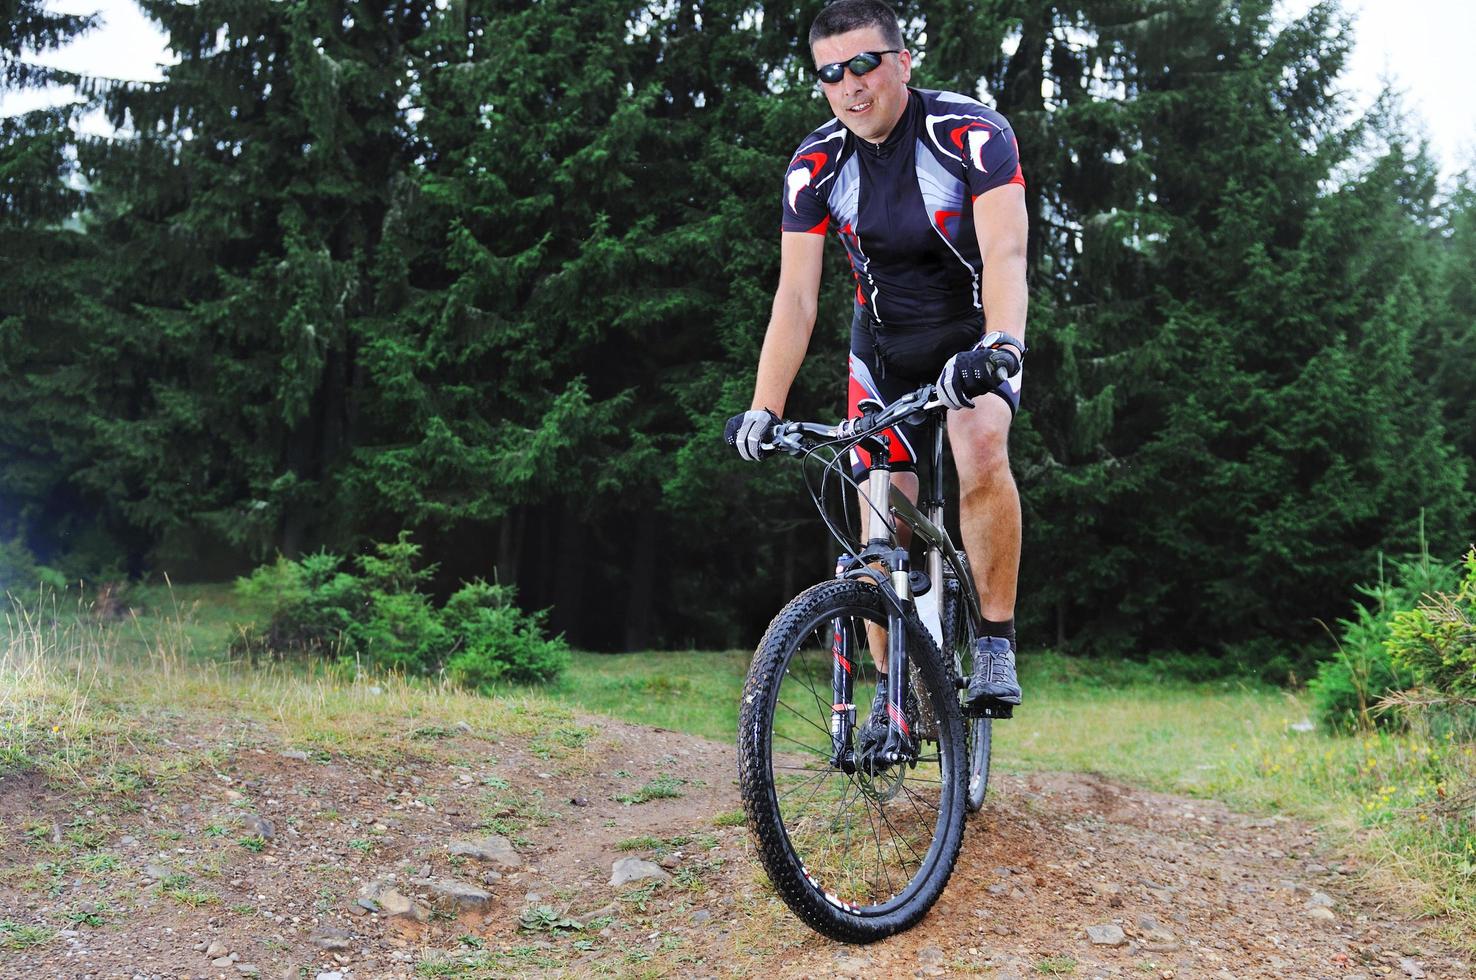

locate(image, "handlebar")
(755, 383), (943, 458)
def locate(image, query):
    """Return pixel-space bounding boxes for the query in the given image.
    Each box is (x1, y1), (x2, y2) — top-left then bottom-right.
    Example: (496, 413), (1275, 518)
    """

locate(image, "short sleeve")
(781, 151), (832, 234)
(961, 116), (1025, 200)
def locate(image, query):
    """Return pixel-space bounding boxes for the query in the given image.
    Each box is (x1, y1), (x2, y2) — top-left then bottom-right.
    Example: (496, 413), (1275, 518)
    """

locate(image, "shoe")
(855, 676), (890, 761)
(966, 636), (1022, 708)
(855, 673), (918, 764)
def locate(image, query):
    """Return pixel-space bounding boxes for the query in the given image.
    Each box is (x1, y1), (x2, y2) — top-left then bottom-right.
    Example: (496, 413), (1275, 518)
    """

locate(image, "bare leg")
(947, 395), (1019, 621)
(857, 470), (919, 673)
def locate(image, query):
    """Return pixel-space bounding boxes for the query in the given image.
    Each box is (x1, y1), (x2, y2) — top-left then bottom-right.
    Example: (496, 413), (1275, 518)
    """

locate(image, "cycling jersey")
(781, 87), (1025, 328)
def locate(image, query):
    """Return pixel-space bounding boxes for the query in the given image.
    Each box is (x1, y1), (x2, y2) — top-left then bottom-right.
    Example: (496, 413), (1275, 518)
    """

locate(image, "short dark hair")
(808, 0), (904, 51)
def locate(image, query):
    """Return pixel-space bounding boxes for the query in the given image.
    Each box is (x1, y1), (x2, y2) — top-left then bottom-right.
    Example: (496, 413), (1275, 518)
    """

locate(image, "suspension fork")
(864, 450), (918, 766)
(829, 554), (858, 772)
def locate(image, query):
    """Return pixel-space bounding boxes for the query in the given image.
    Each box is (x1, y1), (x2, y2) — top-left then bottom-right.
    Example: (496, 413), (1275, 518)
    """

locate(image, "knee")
(957, 417), (1011, 477)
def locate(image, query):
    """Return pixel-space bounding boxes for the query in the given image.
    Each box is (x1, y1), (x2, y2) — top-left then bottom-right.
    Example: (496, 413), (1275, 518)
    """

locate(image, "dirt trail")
(0, 713), (1468, 979)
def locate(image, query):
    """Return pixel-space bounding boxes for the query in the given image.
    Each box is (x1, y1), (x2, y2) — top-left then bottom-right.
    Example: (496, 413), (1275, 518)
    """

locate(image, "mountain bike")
(726, 382), (1006, 943)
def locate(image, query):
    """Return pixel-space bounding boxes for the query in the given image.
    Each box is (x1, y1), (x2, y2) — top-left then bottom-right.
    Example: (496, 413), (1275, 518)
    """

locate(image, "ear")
(898, 49), (912, 83)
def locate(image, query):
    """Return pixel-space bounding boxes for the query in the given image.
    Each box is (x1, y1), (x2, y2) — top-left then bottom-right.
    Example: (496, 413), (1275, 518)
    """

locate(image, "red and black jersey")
(781, 87), (1025, 328)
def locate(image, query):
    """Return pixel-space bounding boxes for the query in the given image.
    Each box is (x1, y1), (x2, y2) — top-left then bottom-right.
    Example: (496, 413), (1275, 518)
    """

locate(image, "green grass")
(541, 650), (752, 740)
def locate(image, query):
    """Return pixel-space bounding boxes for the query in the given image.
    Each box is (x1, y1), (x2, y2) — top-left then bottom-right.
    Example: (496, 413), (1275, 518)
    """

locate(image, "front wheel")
(944, 569), (992, 812)
(737, 579), (966, 943)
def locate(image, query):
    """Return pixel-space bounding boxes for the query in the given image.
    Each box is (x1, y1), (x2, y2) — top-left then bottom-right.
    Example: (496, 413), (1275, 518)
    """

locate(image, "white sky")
(4, 0), (1474, 181)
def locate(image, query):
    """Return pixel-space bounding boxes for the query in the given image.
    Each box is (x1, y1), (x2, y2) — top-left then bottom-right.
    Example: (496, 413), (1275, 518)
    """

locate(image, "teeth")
(849, 101), (872, 112)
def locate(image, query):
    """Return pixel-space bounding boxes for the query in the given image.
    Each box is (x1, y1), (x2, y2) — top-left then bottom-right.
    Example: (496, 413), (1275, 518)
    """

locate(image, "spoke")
(772, 730), (830, 759)
(774, 694), (834, 743)
(875, 791), (925, 870)
(777, 765), (834, 803)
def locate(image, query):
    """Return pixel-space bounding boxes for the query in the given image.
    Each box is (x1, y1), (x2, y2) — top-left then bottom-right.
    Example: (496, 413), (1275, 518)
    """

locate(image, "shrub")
(1388, 548), (1476, 699)
(232, 534), (567, 684)
(444, 581), (570, 687)
(1307, 549), (1454, 732)
(0, 536), (67, 595)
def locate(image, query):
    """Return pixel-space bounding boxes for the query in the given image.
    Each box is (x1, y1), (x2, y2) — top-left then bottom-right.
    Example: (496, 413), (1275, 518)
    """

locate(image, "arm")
(972, 183), (1028, 348)
(751, 231), (826, 417)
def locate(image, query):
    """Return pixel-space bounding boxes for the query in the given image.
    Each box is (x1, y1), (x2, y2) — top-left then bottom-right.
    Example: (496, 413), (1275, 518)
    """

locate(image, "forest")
(3, 0), (1473, 671)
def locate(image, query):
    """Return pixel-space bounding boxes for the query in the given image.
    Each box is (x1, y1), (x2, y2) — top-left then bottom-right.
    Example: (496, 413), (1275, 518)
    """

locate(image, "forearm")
(751, 291), (817, 417)
(979, 247), (1028, 347)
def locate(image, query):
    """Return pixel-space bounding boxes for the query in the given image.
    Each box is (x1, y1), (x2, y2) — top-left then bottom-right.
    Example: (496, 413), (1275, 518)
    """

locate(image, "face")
(812, 26), (912, 144)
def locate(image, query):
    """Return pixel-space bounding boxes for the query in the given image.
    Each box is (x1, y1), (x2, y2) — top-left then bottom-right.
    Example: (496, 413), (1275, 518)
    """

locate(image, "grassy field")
(4, 583), (1473, 945)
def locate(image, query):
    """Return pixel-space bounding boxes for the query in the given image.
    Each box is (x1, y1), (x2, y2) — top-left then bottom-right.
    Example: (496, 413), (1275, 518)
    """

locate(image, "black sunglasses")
(815, 49), (900, 84)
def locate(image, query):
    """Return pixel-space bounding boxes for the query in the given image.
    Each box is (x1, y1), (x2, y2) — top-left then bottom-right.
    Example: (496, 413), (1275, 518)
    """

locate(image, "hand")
(724, 408), (781, 461)
(935, 332), (1025, 411)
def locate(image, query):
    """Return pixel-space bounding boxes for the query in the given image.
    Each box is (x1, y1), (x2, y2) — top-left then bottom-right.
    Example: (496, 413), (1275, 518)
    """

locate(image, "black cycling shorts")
(847, 303), (1021, 478)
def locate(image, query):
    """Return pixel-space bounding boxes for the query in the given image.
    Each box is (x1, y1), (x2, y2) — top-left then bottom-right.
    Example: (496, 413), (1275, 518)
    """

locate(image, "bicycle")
(726, 382), (1007, 943)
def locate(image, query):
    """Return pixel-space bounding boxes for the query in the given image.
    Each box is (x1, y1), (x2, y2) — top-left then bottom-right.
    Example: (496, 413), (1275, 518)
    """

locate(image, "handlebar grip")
(723, 414), (742, 448)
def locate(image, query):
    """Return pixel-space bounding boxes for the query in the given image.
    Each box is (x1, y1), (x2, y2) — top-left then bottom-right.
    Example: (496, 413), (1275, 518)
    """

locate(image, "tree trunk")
(623, 508), (656, 651)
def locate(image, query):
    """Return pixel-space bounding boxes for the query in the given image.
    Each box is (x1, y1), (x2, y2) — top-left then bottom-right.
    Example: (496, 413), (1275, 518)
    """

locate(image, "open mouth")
(848, 100), (873, 113)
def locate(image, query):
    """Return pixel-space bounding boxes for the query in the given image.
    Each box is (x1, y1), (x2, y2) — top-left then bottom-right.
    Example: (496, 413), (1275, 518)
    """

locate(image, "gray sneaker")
(966, 636), (1021, 708)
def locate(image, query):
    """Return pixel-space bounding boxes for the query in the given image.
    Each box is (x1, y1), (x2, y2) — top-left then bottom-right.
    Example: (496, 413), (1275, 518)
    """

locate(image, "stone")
(448, 835), (522, 868)
(206, 942), (229, 957)
(1306, 906), (1337, 924)
(1307, 891), (1335, 908)
(1087, 924), (1128, 947)
(426, 878), (493, 908)
(691, 909), (712, 925)
(315, 973), (345, 980)
(610, 857), (670, 887)
(309, 929), (353, 952)
(143, 863), (172, 880)
(280, 750), (310, 761)
(235, 965), (259, 976)
(213, 957), (235, 967)
(375, 888), (430, 922)
(659, 854), (681, 870)
(240, 813), (275, 840)
(1399, 959), (1427, 978)
(917, 945), (945, 965)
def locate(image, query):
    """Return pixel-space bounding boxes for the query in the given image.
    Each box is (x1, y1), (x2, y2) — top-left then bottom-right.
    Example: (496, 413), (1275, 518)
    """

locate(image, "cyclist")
(727, 0), (1029, 747)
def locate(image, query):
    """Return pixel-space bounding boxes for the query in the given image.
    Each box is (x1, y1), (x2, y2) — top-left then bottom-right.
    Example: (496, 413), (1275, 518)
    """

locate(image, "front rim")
(762, 599), (957, 916)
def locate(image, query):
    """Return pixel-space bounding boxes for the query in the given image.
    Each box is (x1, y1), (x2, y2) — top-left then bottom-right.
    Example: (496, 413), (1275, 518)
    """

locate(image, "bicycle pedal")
(982, 704), (1014, 720)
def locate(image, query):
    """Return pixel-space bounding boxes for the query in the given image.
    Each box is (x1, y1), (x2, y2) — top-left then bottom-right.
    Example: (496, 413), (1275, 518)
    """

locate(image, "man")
(728, 0), (1029, 740)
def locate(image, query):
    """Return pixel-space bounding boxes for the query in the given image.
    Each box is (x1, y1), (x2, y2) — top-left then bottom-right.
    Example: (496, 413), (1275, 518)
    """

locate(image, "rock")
(610, 857), (670, 887)
(426, 878), (493, 908)
(986, 883), (1010, 895)
(280, 750), (310, 761)
(480, 870), (503, 885)
(240, 814), (275, 839)
(375, 888), (430, 922)
(1399, 959), (1427, 978)
(992, 923), (1011, 936)
(143, 863), (172, 880)
(206, 941), (229, 957)
(449, 835), (522, 868)
(309, 929), (353, 952)
(235, 965), (259, 976)
(659, 854), (681, 870)
(315, 973), (345, 980)
(120, 834), (138, 847)
(1306, 906), (1337, 924)
(571, 797), (589, 807)
(691, 909), (712, 925)
(213, 957), (235, 967)
(1087, 924), (1128, 947)
(917, 945), (945, 965)
(1307, 891), (1335, 908)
